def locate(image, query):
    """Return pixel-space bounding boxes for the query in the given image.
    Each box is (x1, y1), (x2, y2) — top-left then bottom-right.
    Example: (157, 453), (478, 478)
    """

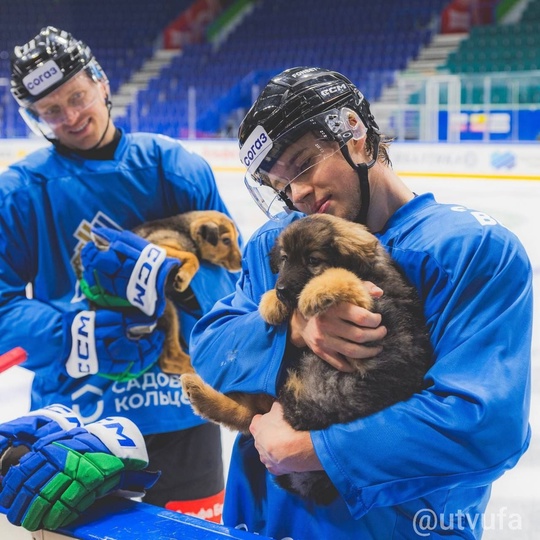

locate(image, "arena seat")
(116, 0), (447, 137)
(0, 0), (191, 137)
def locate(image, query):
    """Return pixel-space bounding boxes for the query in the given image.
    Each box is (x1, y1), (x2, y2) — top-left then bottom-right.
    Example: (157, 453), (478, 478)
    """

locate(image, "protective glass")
(242, 107), (366, 220)
(19, 72), (101, 137)
(34, 75), (100, 127)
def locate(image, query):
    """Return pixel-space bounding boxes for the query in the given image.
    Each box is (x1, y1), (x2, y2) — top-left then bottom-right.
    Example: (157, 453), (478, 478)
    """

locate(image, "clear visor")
(19, 70), (102, 137)
(243, 107), (366, 220)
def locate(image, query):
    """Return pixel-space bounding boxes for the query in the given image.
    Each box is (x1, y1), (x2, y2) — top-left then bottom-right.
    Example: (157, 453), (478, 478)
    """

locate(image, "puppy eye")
(280, 254), (288, 263)
(308, 256), (321, 265)
(221, 237), (232, 246)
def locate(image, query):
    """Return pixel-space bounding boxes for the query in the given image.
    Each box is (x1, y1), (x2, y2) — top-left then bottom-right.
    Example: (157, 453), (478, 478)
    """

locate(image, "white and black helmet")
(238, 67), (381, 222)
(11, 26), (106, 107)
(10, 26), (109, 139)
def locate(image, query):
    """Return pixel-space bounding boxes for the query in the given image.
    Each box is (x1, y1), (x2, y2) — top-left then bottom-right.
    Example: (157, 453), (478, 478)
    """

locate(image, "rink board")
(1, 497), (269, 539)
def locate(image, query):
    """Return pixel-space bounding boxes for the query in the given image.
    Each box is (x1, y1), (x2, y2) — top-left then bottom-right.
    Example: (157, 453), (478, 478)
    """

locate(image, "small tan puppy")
(132, 210), (242, 374)
(80, 210), (242, 375)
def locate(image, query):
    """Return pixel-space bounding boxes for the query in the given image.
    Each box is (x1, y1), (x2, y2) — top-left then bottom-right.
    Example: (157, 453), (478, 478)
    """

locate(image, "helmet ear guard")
(341, 108), (367, 141)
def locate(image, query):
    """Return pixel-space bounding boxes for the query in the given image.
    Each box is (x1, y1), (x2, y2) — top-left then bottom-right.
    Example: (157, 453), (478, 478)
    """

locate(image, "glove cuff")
(85, 416), (149, 464)
(27, 405), (84, 431)
(126, 244), (178, 316)
(64, 310), (99, 379)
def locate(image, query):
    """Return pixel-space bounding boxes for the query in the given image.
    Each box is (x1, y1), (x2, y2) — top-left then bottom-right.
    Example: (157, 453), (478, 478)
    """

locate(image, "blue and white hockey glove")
(64, 308), (165, 382)
(80, 227), (180, 317)
(0, 405), (158, 532)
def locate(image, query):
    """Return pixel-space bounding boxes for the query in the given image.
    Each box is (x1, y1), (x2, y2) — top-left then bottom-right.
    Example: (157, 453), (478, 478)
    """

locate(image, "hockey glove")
(64, 308), (165, 382)
(0, 405), (158, 532)
(80, 227), (180, 317)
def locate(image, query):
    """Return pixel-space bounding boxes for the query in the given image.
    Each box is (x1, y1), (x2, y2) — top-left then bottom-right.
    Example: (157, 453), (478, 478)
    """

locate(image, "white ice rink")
(0, 163), (538, 539)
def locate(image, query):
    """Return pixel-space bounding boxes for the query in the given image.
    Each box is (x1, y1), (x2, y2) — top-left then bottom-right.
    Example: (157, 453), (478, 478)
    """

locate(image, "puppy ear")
(268, 242), (281, 274)
(196, 222), (220, 246)
(333, 222), (379, 261)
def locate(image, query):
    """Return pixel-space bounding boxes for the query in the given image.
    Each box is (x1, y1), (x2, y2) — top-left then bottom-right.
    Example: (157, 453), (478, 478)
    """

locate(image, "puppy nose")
(276, 284), (295, 307)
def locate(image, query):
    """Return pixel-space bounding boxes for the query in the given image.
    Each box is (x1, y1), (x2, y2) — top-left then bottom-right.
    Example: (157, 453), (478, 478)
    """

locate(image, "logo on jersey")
(71, 212), (122, 302)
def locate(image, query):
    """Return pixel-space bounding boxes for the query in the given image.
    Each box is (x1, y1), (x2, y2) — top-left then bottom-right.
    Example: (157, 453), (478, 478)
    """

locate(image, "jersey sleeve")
(190, 219), (292, 396)
(161, 139), (235, 220)
(0, 176), (72, 374)
(312, 221), (533, 518)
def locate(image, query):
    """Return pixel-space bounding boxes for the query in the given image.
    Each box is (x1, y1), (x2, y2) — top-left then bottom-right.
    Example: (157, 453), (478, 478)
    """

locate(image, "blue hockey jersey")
(0, 131), (239, 434)
(191, 193), (532, 539)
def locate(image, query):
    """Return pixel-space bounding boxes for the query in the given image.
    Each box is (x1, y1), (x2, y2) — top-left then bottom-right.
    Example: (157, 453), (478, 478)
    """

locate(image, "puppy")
(85, 210), (242, 375)
(181, 213), (432, 504)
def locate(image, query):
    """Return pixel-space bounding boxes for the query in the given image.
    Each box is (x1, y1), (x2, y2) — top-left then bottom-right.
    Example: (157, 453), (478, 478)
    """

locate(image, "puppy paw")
(259, 289), (290, 325)
(181, 374), (206, 408)
(299, 268), (372, 317)
(173, 267), (195, 292)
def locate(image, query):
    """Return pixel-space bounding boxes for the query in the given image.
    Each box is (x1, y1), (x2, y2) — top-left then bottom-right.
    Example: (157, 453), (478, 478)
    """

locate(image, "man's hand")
(249, 402), (322, 476)
(65, 308), (164, 382)
(289, 282), (387, 372)
(0, 405), (158, 531)
(80, 227), (179, 317)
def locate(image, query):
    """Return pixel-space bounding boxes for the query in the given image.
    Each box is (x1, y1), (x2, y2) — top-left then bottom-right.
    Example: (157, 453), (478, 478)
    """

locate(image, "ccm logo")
(127, 244), (167, 316)
(66, 310), (98, 378)
(131, 246), (162, 306)
(320, 83), (347, 97)
(75, 313), (93, 371)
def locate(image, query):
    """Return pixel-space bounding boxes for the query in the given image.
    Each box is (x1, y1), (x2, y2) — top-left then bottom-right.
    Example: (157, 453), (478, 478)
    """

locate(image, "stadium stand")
(0, 0), (191, 137)
(444, 11), (540, 75)
(1, 0), (538, 139)
(116, 0), (447, 137)
(403, 0), (540, 111)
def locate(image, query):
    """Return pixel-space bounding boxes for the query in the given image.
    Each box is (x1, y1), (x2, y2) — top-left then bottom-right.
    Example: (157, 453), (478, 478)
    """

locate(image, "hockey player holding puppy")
(0, 26), (239, 517)
(188, 67), (533, 538)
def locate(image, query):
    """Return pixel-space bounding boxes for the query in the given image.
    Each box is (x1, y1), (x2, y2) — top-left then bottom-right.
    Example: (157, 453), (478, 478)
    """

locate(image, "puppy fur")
(88, 210), (242, 375)
(181, 213), (432, 504)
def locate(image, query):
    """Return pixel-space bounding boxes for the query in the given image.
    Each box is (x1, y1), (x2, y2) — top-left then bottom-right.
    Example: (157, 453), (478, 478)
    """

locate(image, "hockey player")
(0, 66), (532, 538)
(188, 67), (533, 538)
(0, 27), (237, 518)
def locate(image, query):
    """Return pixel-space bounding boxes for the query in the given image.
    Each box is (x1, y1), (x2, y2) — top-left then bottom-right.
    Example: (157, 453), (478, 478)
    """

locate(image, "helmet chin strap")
(86, 96), (112, 151)
(339, 133), (380, 225)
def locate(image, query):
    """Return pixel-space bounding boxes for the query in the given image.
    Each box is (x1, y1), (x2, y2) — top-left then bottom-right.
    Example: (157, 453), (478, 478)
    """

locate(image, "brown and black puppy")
(181, 213), (432, 505)
(86, 210), (242, 375)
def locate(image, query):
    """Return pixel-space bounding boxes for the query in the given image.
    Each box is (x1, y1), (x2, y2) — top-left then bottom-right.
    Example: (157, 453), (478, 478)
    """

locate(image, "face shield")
(18, 62), (106, 139)
(240, 107), (367, 220)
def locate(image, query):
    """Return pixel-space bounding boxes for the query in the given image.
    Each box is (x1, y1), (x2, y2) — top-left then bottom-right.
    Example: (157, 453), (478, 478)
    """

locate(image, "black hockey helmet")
(10, 26), (105, 108)
(238, 67), (381, 222)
